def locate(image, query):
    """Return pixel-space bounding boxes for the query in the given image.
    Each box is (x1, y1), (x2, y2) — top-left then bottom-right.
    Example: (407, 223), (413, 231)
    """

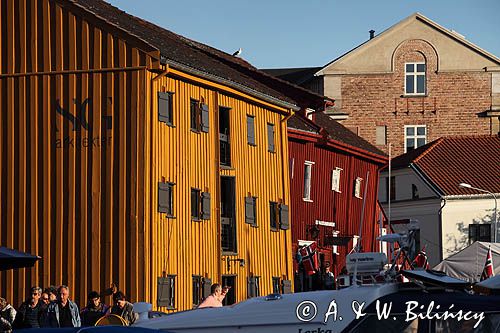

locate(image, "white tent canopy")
(433, 241), (500, 282)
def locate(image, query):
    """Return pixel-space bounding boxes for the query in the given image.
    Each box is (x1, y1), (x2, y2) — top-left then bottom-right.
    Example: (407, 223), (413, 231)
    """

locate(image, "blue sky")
(106, 0), (500, 69)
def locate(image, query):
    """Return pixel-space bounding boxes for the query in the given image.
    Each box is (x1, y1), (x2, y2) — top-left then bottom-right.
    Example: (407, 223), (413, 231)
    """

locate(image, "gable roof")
(66, 0), (329, 111)
(390, 135), (500, 196)
(261, 67), (322, 86)
(313, 112), (386, 158)
(288, 113), (387, 162)
(316, 13), (500, 76)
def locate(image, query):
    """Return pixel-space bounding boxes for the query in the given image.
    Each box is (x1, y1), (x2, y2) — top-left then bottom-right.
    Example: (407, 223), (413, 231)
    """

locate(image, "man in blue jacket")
(45, 285), (81, 327)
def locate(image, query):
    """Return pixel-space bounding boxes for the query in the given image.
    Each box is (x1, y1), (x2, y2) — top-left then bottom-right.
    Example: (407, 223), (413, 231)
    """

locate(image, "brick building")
(265, 13), (500, 156)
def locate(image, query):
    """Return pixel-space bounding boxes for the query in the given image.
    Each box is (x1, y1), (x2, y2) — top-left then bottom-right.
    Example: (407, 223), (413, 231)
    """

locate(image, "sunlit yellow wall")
(147, 72), (293, 311)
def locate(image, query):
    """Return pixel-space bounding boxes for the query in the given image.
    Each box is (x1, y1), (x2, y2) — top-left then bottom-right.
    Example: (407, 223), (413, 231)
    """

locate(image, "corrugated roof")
(390, 136), (500, 196)
(68, 0), (328, 109)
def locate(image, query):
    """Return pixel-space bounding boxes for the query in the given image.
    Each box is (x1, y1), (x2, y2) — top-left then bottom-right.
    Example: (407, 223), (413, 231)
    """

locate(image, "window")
(247, 115), (255, 145)
(191, 188), (200, 220)
(157, 275), (175, 309)
(158, 92), (174, 125)
(303, 161), (314, 201)
(405, 125), (426, 152)
(272, 277), (281, 294)
(191, 189), (210, 221)
(219, 107), (231, 166)
(190, 100), (209, 132)
(267, 123), (275, 152)
(270, 201), (278, 231)
(192, 276), (202, 307)
(331, 167), (342, 193)
(245, 196), (257, 227)
(405, 62), (426, 95)
(376, 125), (387, 145)
(354, 177), (363, 199)
(469, 224), (491, 243)
(190, 99), (200, 131)
(158, 182), (175, 216)
(247, 276), (260, 298)
(221, 177), (236, 252)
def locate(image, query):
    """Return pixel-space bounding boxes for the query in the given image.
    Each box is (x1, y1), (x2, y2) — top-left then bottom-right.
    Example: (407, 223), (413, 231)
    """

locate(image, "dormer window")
(405, 63), (426, 95)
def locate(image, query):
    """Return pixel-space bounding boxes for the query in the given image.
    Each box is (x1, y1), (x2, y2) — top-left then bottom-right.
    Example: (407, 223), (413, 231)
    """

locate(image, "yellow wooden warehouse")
(0, 0), (327, 311)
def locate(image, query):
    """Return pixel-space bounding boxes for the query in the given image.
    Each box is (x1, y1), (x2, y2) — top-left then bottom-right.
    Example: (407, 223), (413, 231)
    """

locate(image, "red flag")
(481, 247), (494, 281)
(412, 246), (430, 270)
(299, 242), (319, 276)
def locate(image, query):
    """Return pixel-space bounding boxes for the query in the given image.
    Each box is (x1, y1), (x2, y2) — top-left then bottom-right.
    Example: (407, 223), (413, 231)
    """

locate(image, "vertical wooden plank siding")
(288, 134), (386, 275)
(0, 0), (293, 311)
(148, 75), (293, 311)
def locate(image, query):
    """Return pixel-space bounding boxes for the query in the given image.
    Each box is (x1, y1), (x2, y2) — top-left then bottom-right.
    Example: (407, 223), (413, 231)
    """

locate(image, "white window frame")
(404, 62), (426, 95)
(332, 230), (340, 255)
(303, 161), (314, 202)
(404, 125), (427, 153)
(354, 177), (363, 199)
(331, 167), (342, 193)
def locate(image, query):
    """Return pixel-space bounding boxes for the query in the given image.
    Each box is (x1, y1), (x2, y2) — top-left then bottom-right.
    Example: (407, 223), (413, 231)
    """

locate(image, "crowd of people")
(0, 285), (138, 332)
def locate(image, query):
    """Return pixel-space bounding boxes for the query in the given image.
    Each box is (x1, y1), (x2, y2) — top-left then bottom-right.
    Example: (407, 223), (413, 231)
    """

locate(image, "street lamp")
(459, 183), (498, 243)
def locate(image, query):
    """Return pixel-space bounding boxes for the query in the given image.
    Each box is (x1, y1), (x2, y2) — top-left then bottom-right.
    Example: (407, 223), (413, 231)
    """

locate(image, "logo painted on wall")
(54, 98), (113, 149)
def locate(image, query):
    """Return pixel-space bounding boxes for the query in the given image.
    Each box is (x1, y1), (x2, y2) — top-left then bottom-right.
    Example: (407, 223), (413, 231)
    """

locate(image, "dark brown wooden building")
(288, 113), (387, 291)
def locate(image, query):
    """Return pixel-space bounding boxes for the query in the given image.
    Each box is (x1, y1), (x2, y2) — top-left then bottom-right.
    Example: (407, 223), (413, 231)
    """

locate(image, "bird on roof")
(232, 48), (242, 56)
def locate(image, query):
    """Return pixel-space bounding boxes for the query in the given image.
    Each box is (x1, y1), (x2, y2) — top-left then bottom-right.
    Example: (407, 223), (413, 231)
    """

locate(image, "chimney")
(369, 30), (375, 39)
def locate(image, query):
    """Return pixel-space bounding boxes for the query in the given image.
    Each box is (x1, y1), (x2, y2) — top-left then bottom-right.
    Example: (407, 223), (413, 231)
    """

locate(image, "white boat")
(135, 231), (500, 332)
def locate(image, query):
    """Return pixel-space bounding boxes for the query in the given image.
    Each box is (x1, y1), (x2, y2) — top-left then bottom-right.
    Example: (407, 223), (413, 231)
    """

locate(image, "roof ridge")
(316, 12), (500, 76)
(413, 137), (444, 163)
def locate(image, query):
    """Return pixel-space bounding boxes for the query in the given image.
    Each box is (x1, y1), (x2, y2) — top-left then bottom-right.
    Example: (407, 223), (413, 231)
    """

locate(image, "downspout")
(280, 109), (294, 284)
(151, 65), (170, 298)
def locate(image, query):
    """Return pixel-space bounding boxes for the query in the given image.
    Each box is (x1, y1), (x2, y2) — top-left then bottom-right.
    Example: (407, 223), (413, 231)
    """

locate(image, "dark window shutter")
(201, 192), (211, 220)
(157, 277), (171, 307)
(247, 277), (256, 298)
(279, 204), (289, 230)
(282, 280), (292, 294)
(201, 103), (209, 133)
(202, 278), (212, 299)
(245, 197), (255, 225)
(158, 182), (169, 213)
(267, 123), (275, 152)
(158, 92), (170, 124)
(247, 115), (255, 145)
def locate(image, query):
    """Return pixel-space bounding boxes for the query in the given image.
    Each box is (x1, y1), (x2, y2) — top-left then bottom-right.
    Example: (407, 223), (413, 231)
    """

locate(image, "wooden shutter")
(158, 182), (169, 213)
(245, 197), (255, 225)
(282, 280), (292, 294)
(247, 115), (255, 145)
(202, 278), (212, 299)
(247, 277), (256, 298)
(267, 123), (275, 152)
(158, 92), (170, 124)
(201, 103), (209, 132)
(201, 192), (211, 219)
(157, 277), (171, 307)
(279, 204), (289, 230)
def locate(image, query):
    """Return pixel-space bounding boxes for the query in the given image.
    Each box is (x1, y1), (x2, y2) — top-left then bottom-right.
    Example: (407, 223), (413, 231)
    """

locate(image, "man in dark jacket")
(13, 286), (43, 329)
(45, 285), (80, 327)
(0, 297), (16, 333)
(110, 291), (138, 325)
(80, 291), (109, 326)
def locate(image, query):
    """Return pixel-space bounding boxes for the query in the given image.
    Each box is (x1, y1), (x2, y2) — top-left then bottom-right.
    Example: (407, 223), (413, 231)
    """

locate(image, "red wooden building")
(288, 112), (387, 291)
